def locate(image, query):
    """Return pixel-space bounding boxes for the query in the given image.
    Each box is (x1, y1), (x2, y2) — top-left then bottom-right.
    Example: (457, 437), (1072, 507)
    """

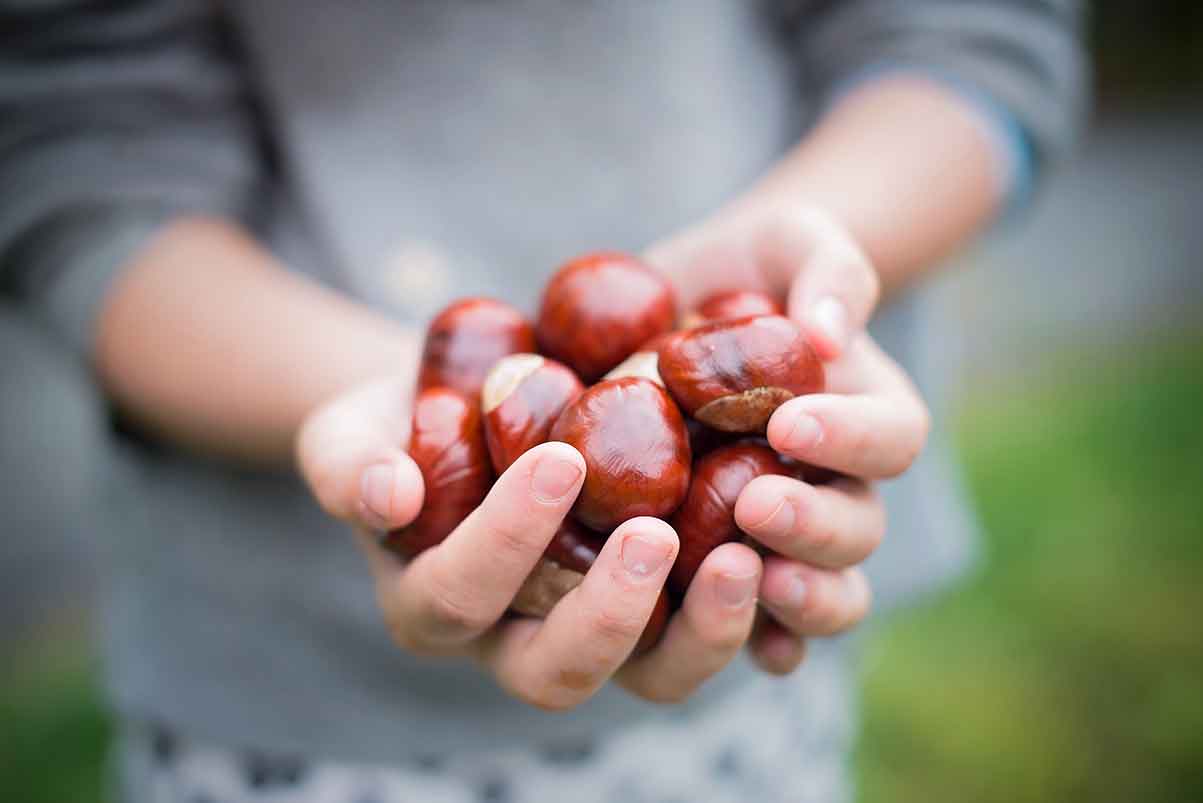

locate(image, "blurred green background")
(3, 4), (1202, 802)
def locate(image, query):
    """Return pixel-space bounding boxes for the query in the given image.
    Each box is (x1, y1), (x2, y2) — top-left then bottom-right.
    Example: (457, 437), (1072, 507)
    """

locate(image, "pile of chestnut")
(383, 251), (825, 653)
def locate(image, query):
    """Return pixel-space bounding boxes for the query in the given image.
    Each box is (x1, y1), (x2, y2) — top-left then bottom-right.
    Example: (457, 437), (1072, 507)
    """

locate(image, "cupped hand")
(647, 202), (930, 674)
(296, 377), (764, 710)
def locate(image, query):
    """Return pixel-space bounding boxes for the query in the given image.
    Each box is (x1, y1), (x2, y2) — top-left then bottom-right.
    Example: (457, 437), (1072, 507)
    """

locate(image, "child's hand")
(297, 378), (764, 710)
(647, 202), (930, 674)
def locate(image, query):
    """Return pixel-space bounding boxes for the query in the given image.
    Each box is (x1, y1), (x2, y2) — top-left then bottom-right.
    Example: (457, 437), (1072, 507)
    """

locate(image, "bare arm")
(95, 217), (418, 465)
(745, 74), (1005, 298)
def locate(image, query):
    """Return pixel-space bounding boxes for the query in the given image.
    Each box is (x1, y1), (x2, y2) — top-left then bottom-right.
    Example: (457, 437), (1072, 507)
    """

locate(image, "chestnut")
(602, 332), (678, 386)
(512, 519), (669, 653)
(682, 289), (783, 328)
(536, 252), (676, 382)
(481, 354), (584, 474)
(549, 377), (691, 533)
(418, 298), (536, 397)
(658, 315), (824, 433)
(668, 442), (802, 594)
(381, 387), (493, 557)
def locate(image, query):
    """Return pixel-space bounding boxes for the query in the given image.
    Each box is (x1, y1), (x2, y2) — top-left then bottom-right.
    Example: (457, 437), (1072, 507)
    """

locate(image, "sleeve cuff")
(26, 208), (175, 359)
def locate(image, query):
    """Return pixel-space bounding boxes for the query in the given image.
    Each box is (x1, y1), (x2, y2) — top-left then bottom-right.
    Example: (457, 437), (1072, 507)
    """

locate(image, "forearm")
(95, 217), (418, 466)
(743, 75), (1007, 297)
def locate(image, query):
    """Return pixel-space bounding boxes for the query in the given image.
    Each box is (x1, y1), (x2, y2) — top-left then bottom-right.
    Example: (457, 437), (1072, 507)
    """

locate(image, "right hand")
(296, 377), (764, 710)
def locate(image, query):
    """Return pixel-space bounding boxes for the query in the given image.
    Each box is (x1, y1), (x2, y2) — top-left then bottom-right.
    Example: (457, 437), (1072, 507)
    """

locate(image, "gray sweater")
(0, 0), (1086, 763)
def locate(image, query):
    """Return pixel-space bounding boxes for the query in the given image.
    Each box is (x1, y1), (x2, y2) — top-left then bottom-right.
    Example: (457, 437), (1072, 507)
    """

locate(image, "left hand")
(646, 201), (930, 674)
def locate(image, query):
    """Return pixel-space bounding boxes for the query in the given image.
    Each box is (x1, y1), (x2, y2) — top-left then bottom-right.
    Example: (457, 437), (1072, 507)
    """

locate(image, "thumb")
(296, 377), (425, 531)
(781, 209), (880, 361)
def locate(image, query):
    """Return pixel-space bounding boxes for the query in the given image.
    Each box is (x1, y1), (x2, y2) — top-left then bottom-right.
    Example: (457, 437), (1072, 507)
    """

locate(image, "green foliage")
(0, 636), (111, 803)
(857, 336), (1203, 803)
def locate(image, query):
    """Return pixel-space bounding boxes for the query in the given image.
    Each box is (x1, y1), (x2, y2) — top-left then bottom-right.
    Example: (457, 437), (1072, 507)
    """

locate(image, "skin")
(95, 74), (999, 701)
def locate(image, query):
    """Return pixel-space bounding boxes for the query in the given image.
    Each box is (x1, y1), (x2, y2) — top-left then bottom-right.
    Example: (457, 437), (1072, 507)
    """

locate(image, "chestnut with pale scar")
(482, 353), (584, 475)
(658, 315), (824, 432)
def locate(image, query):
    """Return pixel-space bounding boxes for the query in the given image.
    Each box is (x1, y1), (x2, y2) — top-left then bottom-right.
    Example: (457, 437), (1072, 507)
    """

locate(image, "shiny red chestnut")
(536, 252), (676, 382)
(549, 377), (691, 533)
(481, 354), (584, 474)
(418, 298), (536, 397)
(668, 442), (800, 594)
(681, 289), (783, 328)
(512, 519), (669, 653)
(381, 387), (493, 557)
(658, 315), (824, 433)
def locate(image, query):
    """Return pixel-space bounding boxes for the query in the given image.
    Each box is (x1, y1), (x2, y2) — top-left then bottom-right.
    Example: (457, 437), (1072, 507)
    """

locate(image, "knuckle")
(421, 566), (495, 637)
(844, 415), (877, 461)
(798, 584), (844, 635)
(379, 589), (432, 655)
(803, 510), (838, 555)
(485, 515), (542, 567)
(588, 605), (645, 648)
(701, 624), (750, 655)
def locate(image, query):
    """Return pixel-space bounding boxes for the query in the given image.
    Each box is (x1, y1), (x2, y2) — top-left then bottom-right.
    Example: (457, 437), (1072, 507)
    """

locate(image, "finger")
(774, 207), (879, 360)
(618, 543), (761, 703)
(734, 475), (885, 569)
(479, 517), (678, 711)
(297, 378), (425, 530)
(383, 442), (585, 651)
(748, 612), (808, 676)
(767, 339), (930, 479)
(758, 558), (872, 637)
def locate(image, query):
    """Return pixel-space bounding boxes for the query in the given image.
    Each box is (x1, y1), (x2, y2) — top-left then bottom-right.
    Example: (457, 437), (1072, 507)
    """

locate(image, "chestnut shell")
(381, 387), (493, 557)
(549, 377), (691, 533)
(668, 442), (799, 594)
(418, 298), (536, 397)
(536, 252), (676, 382)
(482, 354), (584, 474)
(684, 289), (783, 327)
(658, 315), (824, 432)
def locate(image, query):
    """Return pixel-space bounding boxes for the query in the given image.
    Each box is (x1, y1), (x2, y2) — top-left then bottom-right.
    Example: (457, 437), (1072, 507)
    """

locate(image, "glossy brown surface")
(417, 298), (536, 397)
(684, 290), (783, 327)
(482, 354), (584, 474)
(549, 377), (691, 532)
(658, 315), (824, 432)
(536, 252), (676, 382)
(381, 388), (493, 557)
(668, 442), (799, 594)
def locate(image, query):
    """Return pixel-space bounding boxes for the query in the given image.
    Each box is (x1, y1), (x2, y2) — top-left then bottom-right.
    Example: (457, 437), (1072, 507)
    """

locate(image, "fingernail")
(531, 455), (583, 503)
(715, 571), (758, 608)
(360, 463), (395, 527)
(621, 535), (671, 578)
(749, 498), (796, 537)
(812, 296), (848, 351)
(782, 412), (823, 452)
